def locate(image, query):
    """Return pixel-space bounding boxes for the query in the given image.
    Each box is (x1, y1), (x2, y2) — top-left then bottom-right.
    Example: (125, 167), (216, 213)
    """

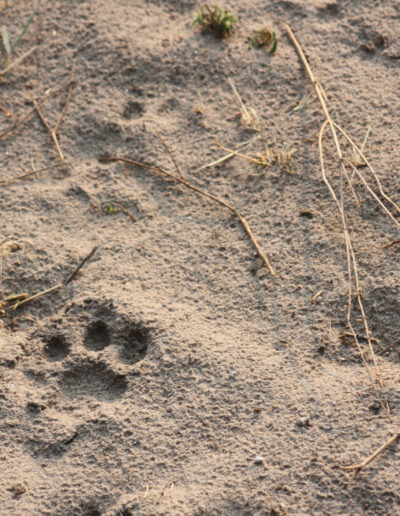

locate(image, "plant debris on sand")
(192, 4), (238, 38)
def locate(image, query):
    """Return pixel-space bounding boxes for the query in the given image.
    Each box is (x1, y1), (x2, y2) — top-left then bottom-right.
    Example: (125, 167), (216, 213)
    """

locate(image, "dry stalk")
(154, 132), (184, 178)
(282, 22), (400, 418)
(110, 202), (136, 223)
(0, 45), (37, 77)
(32, 70), (76, 160)
(3, 246), (97, 312)
(0, 76), (75, 141)
(0, 165), (58, 186)
(339, 431), (400, 477)
(99, 156), (276, 277)
(228, 78), (260, 131)
(196, 136), (258, 172)
(382, 239), (400, 249)
(0, 103), (18, 119)
(215, 136), (296, 174)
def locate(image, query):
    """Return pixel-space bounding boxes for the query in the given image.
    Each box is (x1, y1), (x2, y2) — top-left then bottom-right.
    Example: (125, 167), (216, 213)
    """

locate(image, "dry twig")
(339, 431), (400, 476)
(110, 202), (136, 223)
(32, 70), (76, 160)
(215, 136), (296, 174)
(0, 77), (75, 141)
(4, 246), (97, 312)
(382, 239), (400, 248)
(0, 165), (57, 186)
(154, 132), (184, 178)
(99, 156), (275, 277)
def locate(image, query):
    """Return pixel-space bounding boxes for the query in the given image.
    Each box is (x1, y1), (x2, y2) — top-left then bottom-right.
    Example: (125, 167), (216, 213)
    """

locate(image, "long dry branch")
(99, 156), (275, 277)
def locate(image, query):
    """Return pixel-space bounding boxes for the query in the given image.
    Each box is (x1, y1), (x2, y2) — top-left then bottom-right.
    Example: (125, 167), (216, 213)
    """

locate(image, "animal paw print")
(83, 317), (150, 365)
(37, 301), (152, 402)
(58, 359), (127, 402)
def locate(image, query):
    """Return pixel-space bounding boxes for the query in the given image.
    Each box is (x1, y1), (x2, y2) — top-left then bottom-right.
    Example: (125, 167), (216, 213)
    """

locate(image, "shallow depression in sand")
(58, 361), (127, 402)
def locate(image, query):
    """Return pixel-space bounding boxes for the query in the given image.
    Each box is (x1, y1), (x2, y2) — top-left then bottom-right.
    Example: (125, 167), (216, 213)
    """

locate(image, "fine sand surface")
(1, 0), (400, 514)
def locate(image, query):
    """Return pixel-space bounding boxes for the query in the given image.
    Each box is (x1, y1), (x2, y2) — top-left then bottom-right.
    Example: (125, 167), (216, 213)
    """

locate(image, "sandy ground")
(1, 0), (400, 514)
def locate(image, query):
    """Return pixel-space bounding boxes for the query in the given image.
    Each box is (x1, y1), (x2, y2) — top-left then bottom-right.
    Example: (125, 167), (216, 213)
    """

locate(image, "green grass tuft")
(192, 5), (238, 39)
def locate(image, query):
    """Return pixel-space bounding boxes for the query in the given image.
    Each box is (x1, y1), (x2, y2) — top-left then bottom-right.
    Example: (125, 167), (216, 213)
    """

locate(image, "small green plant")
(192, 5), (238, 39)
(0, 8), (37, 76)
(249, 27), (277, 55)
(104, 203), (120, 215)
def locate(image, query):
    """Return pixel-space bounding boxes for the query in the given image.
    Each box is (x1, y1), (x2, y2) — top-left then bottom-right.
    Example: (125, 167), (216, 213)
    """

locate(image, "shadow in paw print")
(78, 503), (102, 516)
(122, 100), (144, 119)
(27, 431), (78, 459)
(59, 361), (127, 401)
(117, 324), (150, 364)
(43, 335), (70, 361)
(84, 320), (111, 351)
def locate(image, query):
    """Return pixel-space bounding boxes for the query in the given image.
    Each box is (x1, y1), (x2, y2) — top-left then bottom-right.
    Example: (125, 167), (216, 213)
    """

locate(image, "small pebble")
(254, 456), (264, 465)
(296, 416), (311, 428)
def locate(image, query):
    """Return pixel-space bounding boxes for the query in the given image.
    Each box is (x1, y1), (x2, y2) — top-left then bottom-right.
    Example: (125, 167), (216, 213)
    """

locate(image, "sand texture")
(1, 0), (400, 514)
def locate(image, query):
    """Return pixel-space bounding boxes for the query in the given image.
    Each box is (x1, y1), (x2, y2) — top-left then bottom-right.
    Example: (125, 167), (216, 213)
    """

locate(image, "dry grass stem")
(33, 71), (75, 160)
(339, 431), (400, 475)
(99, 156), (276, 277)
(340, 331), (383, 351)
(228, 78), (260, 131)
(215, 136), (295, 174)
(349, 126), (370, 168)
(310, 290), (323, 305)
(196, 136), (258, 171)
(283, 21), (396, 417)
(382, 239), (400, 248)
(0, 165), (57, 186)
(0, 45), (37, 76)
(0, 103), (18, 119)
(9, 283), (63, 310)
(3, 246), (98, 312)
(63, 245), (98, 285)
(33, 99), (64, 160)
(111, 202), (136, 223)
(0, 76), (75, 141)
(154, 132), (184, 178)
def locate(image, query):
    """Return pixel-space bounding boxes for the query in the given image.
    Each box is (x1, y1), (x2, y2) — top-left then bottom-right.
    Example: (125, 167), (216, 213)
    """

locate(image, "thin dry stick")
(382, 239), (400, 248)
(32, 72), (75, 161)
(333, 122), (400, 217)
(0, 78), (74, 140)
(319, 119), (388, 415)
(215, 137), (264, 165)
(33, 99), (64, 161)
(196, 136), (258, 171)
(10, 283), (63, 310)
(343, 158), (399, 226)
(0, 45), (37, 77)
(63, 245), (98, 285)
(154, 132), (184, 178)
(340, 331), (383, 351)
(0, 104), (18, 119)
(284, 22), (390, 414)
(111, 202), (136, 223)
(228, 78), (251, 120)
(0, 100), (39, 139)
(0, 165), (56, 186)
(8, 246), (98, 310)
(99, 156), (276, 277)
(54, 69), (76, 134)
(339, 431), (400, 474)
